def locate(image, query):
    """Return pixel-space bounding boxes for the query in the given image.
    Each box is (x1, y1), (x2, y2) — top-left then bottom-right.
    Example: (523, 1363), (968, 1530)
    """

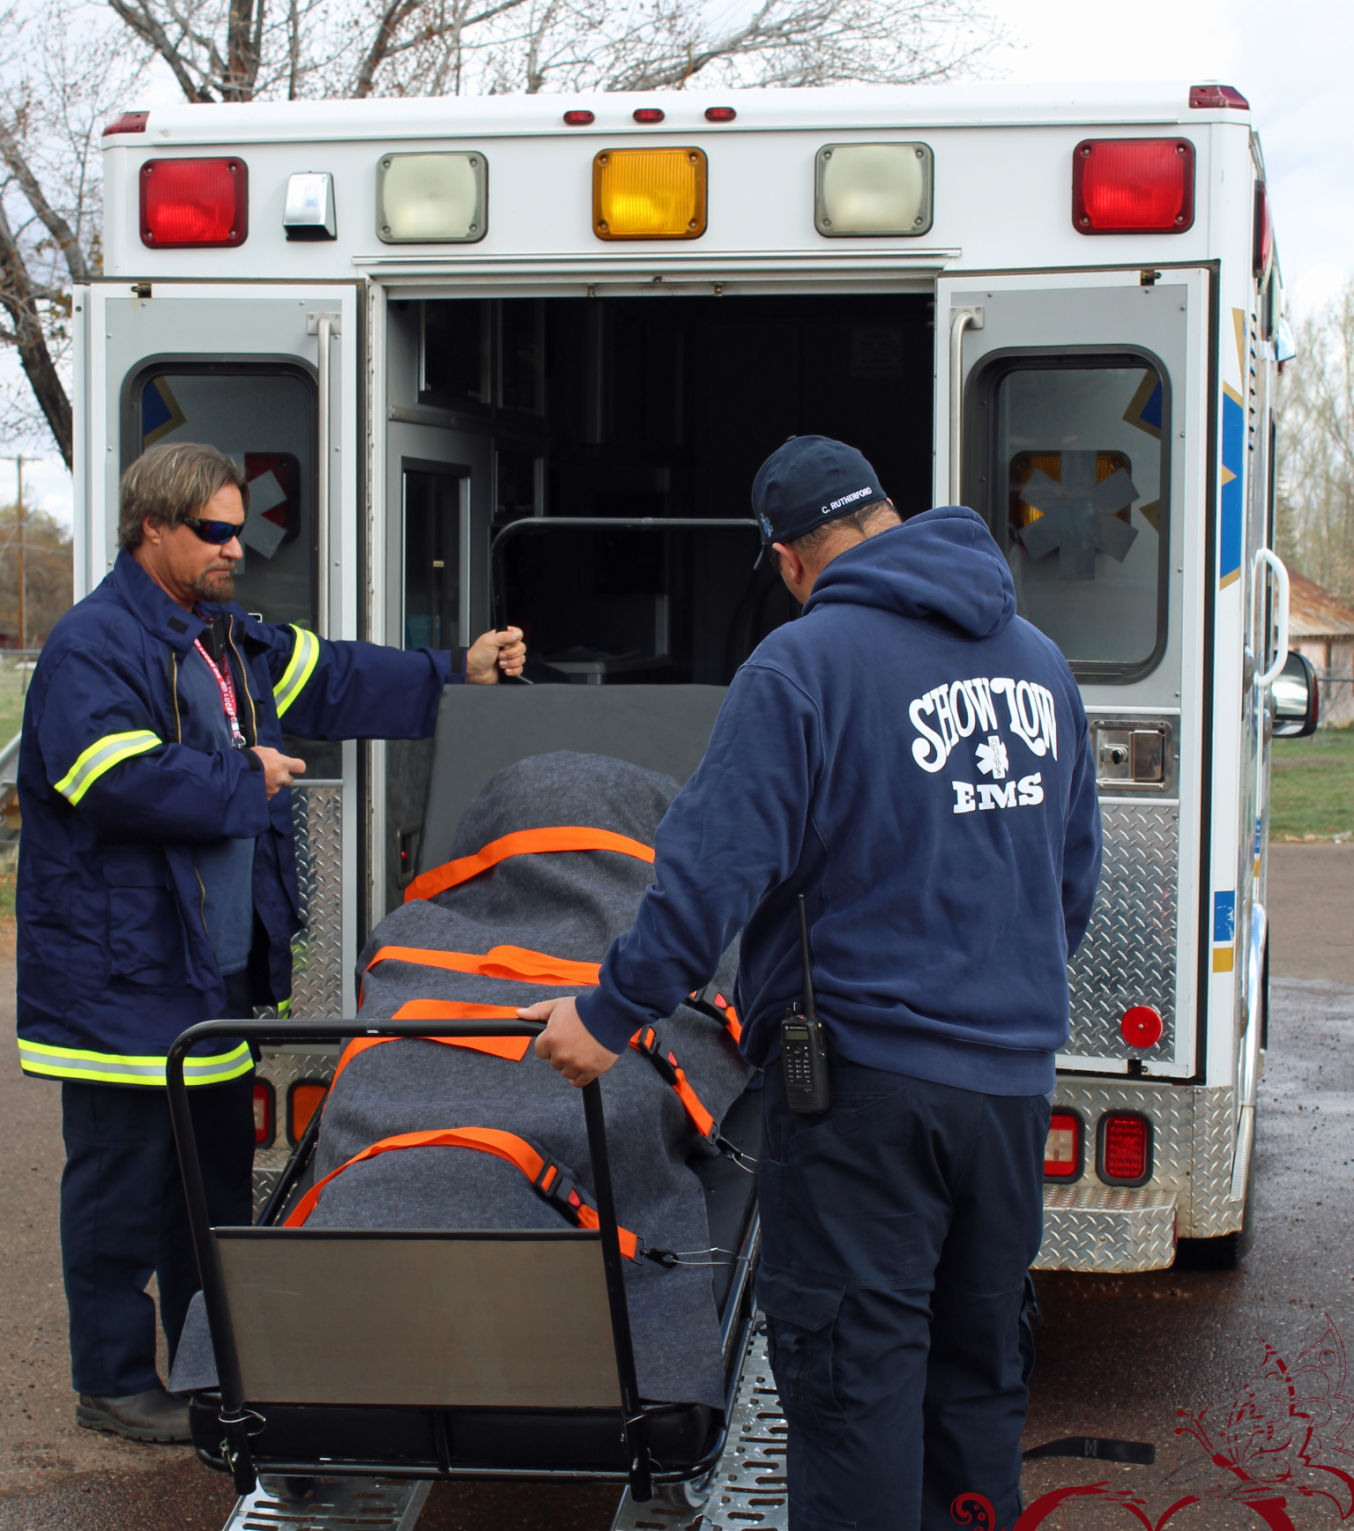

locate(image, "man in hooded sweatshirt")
(523, 435), (1102, 1531)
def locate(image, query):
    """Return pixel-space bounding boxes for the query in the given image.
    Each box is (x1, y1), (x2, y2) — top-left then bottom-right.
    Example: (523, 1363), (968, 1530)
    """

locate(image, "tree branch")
(0, 198), (72, 468)
(0, 122), (91, 285)
(106, 0), (217, 101)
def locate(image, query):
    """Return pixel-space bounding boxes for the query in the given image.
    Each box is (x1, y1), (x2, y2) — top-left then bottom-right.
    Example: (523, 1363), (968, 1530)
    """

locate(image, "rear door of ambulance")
(73, 279), (362, 1017)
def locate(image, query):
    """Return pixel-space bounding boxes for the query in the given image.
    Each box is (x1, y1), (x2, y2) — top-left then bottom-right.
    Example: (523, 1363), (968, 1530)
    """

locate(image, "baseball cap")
(751, 436), (887, 566)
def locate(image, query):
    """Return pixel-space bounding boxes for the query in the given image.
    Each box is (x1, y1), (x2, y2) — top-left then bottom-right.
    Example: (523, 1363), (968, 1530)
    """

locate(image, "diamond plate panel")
(1037, 1082), (1241, 1270)
(612, 1323), (788, 1531)
(225, 1476), (430, 1530)
(1067, 802), (1179, 1059)
(290, 784), (344, 1016)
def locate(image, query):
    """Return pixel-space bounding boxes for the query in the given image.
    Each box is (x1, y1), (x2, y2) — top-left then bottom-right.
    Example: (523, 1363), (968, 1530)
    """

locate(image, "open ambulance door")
(73, 280), (362, 1014)
(935, 269), (1210, 1080)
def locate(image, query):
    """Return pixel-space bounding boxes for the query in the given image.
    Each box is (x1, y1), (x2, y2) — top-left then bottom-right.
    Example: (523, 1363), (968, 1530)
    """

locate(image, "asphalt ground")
(0, 842), (1351, 1529)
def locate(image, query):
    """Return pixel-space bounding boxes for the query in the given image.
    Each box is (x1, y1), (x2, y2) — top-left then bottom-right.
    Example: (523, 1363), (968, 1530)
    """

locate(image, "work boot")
(75, 1387), (191, 1443)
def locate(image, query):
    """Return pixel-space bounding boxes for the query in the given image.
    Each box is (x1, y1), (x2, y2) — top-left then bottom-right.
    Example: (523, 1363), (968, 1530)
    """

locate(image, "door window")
(128, 366), (317, 629)
(984, 358), (1169, 680)
(403, 467), (463, 650)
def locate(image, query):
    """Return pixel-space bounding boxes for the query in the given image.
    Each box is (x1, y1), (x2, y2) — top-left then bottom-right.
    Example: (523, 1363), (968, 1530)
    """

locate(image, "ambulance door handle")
(308, 311), (341, 637)
(948, 306), (984, 505)
(1252, 548), (1289, 692)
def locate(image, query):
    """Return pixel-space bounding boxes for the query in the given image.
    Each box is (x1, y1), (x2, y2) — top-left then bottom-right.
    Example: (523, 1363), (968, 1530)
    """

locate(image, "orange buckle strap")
(628, 1026), (751, 1161)
(404, 826), (655, 904)
(683, 991), (743, 1045)
(366, 943), (602, 990)
(284, 1124), (673, 1265)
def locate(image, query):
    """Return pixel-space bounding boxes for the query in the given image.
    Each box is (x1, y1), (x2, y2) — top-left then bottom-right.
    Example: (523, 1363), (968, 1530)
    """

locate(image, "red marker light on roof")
(1073, 139), (1195, 235)
(141, 157), (248, 247)
(633, 108), (666, 124)
(1120, 1005), (1164, 1049)
(1189, 84), (1249, 110)
(103, 111), (149, 137)
(704, 106), (737, 122)
(564, 110), (595, 126)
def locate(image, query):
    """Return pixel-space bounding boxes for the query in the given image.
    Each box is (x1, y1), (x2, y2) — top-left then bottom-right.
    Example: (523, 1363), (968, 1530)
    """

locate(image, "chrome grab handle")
(1251, 547), (1289, 692)
(308, 312), (340, 638)
(948, 305), (984, 506)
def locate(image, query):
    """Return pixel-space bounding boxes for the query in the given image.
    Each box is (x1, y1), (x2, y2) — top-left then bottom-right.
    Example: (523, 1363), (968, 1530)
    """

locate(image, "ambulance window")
(402, 466), (464, 650)
(421, 301), (490, 409)
(127, 365), (317, 629)
(984, 357), (1168, 680)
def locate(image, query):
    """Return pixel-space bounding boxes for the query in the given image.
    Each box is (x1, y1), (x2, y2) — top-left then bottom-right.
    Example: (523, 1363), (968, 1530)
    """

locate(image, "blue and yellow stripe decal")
(1212, 890), (1236, 973)
(17, 1038), (253, 1087)
(273, 626), (321, 720)
(1219, 310), (1247, 589)
(54, 730), (162, 806)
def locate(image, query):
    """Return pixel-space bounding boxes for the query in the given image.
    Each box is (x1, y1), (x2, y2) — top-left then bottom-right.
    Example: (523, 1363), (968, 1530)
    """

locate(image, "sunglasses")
(183, 516), (244, 546)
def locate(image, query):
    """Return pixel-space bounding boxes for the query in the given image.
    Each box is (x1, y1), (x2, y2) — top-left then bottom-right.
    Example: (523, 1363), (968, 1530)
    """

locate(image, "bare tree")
(2, 0), (1000, 466)
(1276, 282), (1354, 601)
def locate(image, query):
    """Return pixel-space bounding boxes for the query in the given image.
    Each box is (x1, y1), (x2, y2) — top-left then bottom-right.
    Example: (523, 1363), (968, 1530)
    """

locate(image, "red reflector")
(704, 106), (737, 122)
(1043, 1110), (1082, 1181)
(1253, 181), (1273, 280)
(141, 157), (247, 248)
(633, 108), (665, 124)
(1073, 139), (1194, 235)
(1189, 84), (1249, 110)
(564, 110), (595, 126)
(568, 1190), (582, 1208)
(252, 1082), (274, 1147)
(1100, 1114), (1151, 1184)
(1120, 1005), (1164, 1049)
(103, 111), (149, 137)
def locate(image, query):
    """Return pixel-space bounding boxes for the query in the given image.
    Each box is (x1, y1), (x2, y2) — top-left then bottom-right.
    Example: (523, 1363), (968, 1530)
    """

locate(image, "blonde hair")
(118, 442), (249, 551)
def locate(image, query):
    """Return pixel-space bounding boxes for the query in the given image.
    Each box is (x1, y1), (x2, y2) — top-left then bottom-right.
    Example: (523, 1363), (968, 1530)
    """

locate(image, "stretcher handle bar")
(947, 306), (984, 507)
(166, 1015), (651, 1500)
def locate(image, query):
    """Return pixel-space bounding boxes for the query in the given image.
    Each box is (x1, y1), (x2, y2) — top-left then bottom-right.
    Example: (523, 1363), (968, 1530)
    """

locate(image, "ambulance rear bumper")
(1035, 1185), (1177, 1273)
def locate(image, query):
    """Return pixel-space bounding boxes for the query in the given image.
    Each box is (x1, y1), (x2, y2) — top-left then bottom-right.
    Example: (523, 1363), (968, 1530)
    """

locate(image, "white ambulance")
(76, 79), (1317, 1274)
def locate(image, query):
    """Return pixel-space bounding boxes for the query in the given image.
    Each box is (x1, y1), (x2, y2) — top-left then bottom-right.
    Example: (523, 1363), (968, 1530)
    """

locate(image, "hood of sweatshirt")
(803, 504), (1016, 639)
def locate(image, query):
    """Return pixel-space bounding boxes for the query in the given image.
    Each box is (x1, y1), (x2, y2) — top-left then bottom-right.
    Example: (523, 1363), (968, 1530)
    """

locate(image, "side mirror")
(1271, 650), (1319, 738)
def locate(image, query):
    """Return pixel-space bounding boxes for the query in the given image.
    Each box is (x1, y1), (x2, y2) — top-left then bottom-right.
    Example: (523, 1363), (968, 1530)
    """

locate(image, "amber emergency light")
(593, 148), (707, 240)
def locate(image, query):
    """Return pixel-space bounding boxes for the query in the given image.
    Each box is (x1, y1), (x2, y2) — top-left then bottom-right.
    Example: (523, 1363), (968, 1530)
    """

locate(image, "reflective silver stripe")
(273, 626), (321, 720)
(54, 730), (162, 806)
(17, 1039), (253, 1087)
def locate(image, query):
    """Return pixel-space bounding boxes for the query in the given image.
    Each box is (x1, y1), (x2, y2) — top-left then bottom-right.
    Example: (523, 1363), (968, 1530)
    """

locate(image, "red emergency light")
(252, 1080), (275, 1148)
(1043, 1109), (1083, 1181)
(1098, 1113), (1152, 1186)
(1189, 84), (1249, 110)
(1072, 139), (1194, 235)
(103, 111), (149, 136)
(141, 157), (248, 248)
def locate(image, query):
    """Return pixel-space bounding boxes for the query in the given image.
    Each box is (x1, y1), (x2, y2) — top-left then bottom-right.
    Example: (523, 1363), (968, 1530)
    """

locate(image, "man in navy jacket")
(17, 441), (525, 1442)
(526, 437), (1101, 1530)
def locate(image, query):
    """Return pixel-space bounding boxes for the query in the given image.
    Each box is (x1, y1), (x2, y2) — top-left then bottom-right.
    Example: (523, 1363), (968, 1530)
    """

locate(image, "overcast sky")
(7, 0), (1350, 520)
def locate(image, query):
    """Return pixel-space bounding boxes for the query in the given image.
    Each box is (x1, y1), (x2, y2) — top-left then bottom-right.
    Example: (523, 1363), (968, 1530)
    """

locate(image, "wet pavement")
(1, 843), (1351, 1529)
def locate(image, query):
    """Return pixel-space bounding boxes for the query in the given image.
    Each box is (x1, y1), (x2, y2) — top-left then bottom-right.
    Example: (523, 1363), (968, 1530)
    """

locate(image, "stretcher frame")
(166, 1015), (761, 1507)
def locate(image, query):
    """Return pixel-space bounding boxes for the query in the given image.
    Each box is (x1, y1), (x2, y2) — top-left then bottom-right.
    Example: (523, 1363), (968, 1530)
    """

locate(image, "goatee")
(194, 570), (236, 602)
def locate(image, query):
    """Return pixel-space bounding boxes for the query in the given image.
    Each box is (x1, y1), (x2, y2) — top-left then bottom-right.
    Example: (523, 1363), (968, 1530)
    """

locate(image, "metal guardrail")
(0, 731), (20, 789)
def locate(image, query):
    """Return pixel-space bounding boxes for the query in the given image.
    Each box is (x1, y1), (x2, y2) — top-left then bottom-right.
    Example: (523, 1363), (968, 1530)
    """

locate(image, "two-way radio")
(779, 894), (831, 1114)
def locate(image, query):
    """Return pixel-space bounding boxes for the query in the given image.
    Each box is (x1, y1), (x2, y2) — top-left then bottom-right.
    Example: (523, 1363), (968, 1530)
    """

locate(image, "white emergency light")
(377, 152), (486, 243)
(283, 172), (337, 240)
(815, 143), (933, 237)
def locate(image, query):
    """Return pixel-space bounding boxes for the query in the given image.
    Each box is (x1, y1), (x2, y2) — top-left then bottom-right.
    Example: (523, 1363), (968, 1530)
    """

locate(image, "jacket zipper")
(171, 649), (211, 936)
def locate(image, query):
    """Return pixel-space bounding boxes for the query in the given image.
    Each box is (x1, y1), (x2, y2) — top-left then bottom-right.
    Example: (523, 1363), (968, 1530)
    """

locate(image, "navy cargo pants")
(757, 1061), (1050, 1531)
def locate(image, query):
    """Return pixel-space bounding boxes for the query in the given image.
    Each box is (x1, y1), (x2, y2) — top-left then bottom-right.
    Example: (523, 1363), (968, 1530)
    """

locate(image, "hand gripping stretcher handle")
(165, 1015), (652, 1503)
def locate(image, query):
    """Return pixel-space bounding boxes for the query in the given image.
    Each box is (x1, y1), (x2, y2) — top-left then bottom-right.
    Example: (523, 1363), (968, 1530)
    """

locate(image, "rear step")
(612, 1320), (788, 1531)
(223, 1476), (431, 1530)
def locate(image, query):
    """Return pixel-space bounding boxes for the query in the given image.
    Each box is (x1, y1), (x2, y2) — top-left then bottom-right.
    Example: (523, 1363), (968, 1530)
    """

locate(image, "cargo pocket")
(104, 851), (183, 983)
(758, 1267), (845, 1436)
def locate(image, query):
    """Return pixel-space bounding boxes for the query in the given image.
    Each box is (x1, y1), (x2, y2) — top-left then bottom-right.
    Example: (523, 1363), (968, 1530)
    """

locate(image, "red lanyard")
(194, 638), (246, 748)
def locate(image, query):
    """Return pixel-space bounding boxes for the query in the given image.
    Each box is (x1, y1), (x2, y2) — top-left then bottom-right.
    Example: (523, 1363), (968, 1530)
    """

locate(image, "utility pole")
(14, 454), (24, 650)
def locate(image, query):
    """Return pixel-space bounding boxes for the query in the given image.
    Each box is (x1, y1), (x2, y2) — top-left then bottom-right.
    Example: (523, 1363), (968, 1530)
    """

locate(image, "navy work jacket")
(16, 550), (462, 1087)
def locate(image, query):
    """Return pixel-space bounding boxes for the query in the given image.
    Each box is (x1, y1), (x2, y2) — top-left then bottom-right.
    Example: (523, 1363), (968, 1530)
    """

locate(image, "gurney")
(167, 685), (787, 1531)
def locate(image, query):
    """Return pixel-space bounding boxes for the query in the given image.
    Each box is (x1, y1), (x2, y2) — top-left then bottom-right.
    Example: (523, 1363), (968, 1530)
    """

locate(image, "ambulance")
(75, 78), (1318, 1274)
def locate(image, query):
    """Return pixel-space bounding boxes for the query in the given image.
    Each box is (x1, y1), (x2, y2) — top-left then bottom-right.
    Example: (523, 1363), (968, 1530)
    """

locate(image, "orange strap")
(366, 943), (602, 990)
(329, 1021), (531, 1094)
(629, 1026), (719, 1142)
(284, 1124), (648, 1260)
(404, 826), (655, 904)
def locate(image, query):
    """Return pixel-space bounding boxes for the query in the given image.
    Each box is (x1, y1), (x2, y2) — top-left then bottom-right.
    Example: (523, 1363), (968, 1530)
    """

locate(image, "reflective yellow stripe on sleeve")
(16, 1039), (254, 1087)
(53, 730), (162, 806)
(272, 626), (321, 720)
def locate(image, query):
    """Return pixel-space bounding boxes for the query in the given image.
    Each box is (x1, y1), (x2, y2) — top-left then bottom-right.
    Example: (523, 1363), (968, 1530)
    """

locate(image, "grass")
(1270, 728), (1354, 841)
(0, 659), (30, 744)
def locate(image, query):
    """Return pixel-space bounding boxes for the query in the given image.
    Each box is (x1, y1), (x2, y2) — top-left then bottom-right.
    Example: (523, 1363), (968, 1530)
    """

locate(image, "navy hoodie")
(577, 506), (1103, 1096)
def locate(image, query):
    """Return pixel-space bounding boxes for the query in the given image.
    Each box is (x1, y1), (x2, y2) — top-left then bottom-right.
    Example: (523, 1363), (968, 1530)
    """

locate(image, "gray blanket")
(172, 751), (752, 1408)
